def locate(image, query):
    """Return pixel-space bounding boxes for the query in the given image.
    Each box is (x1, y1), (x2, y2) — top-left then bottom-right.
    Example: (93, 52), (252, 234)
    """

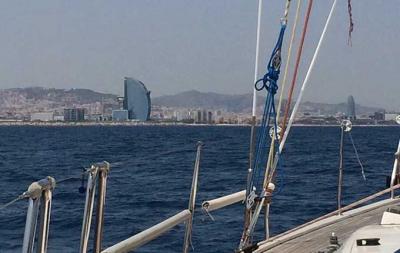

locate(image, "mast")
(245, 0), (263, 229)
(252, 0), (263, 118)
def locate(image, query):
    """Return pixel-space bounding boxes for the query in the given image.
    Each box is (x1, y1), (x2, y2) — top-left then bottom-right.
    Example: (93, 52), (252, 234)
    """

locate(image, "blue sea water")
(0, 125), (399, 253)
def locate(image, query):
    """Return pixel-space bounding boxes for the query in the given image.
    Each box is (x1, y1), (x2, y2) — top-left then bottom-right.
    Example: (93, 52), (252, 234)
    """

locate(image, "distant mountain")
(153, 90), (385, 115)
(152, 90), (264, 113)
(0, 87), (385, 117)
(0, 87), (118, 116)
(2, 87), (117, 104)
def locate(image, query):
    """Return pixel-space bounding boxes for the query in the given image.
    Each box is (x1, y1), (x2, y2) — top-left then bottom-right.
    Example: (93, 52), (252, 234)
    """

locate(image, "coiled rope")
(265, 0), (309, 192)
(241, 1), (293, 248)
(250, 17), (288, 195)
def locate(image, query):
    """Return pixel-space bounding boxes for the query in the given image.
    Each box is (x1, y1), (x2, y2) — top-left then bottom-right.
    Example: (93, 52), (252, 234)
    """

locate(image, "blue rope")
(248, 23), (287, 196)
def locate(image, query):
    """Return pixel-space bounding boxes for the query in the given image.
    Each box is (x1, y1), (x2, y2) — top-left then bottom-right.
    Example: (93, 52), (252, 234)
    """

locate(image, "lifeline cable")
(349, 132), (366, 181)
(0, 170), (88, 210)
(0, 196), (23, 210)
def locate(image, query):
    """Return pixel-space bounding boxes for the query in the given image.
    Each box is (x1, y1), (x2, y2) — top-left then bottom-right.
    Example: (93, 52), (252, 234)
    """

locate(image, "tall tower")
(347, 95), (356, 120)
(123, 77), (151, 121)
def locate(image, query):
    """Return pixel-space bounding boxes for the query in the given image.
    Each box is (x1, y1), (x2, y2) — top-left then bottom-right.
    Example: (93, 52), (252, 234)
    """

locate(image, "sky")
(0, 0), (399, 110)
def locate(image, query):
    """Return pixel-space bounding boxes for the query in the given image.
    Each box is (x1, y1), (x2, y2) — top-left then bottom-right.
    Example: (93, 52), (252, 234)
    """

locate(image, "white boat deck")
(253, 197), (400, 253)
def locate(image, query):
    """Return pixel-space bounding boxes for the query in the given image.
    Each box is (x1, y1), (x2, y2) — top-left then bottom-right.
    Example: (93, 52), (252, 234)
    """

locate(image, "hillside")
(152, 90), (266, 113)
(152, 90), (384, 115)
(0, 87), (117, 116)
(0, 87), (385, 117)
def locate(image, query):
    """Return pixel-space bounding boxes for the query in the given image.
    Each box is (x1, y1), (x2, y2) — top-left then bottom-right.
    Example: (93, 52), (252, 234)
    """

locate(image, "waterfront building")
(112, 110), (129, 121)
(54, 115), (65, 121)
(64, 108), (85, 121)
(347, 95), (356, 120)
(207, 111), (213, 123)
(123, 77), (151, 121)
(195, 110), (202, 123)
(385, 113), (399, 121)
(373, 112), (385, 121)
(102, 103), (119, 117)
(30, 112), (54, 121)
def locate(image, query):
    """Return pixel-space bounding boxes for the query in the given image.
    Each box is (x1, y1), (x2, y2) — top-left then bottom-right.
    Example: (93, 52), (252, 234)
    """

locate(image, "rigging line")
(265, 0), (302, 188)
(276, 0), (302, 122)
(252, 0), (263, 117)
(280, 0), (313, 137)
(279, 0), (338, 154)
(263, 104), (280, 188)
(251, 94), (274, 191)
(348, 132), (366, 181)
(251, 21), (286, 189)
(266, 0), (302, 179)
(241, 0), (293, 247)
(250, 0), (292, 196)
(282, 0), (292, 23)
(264, 0), (311, 193)
(263, 0), (337, 191)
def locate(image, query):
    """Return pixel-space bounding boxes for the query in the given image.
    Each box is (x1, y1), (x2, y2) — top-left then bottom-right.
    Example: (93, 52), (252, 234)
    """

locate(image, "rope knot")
(255, 73), (279, 95)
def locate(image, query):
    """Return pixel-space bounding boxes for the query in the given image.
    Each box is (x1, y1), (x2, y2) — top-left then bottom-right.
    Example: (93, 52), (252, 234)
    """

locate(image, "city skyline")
(0, 85), (394, 112)
(0, 1), (399, 110)
(0, 85), (397, 125)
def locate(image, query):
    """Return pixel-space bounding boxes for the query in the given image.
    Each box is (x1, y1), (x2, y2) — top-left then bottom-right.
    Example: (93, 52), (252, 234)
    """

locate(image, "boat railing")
(80, 161), (110, 253)
(390, 140), (400, 199)
(101, 141), (203, 253)
(21, 176), (56, 253)
(202, 190), (246, 214)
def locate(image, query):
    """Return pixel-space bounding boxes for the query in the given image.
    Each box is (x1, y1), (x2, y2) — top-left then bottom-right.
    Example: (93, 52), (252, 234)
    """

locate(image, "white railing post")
(183, 141), (203, 253)
(22, 198), (40, 253)
(80, 166), (99, 253)
(36, 189), (53, 253)
(80, 161), (110, 253)
(22, 176), (56, 253)
(94, 163), (110, 253)
(390, 140), (400, 199)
